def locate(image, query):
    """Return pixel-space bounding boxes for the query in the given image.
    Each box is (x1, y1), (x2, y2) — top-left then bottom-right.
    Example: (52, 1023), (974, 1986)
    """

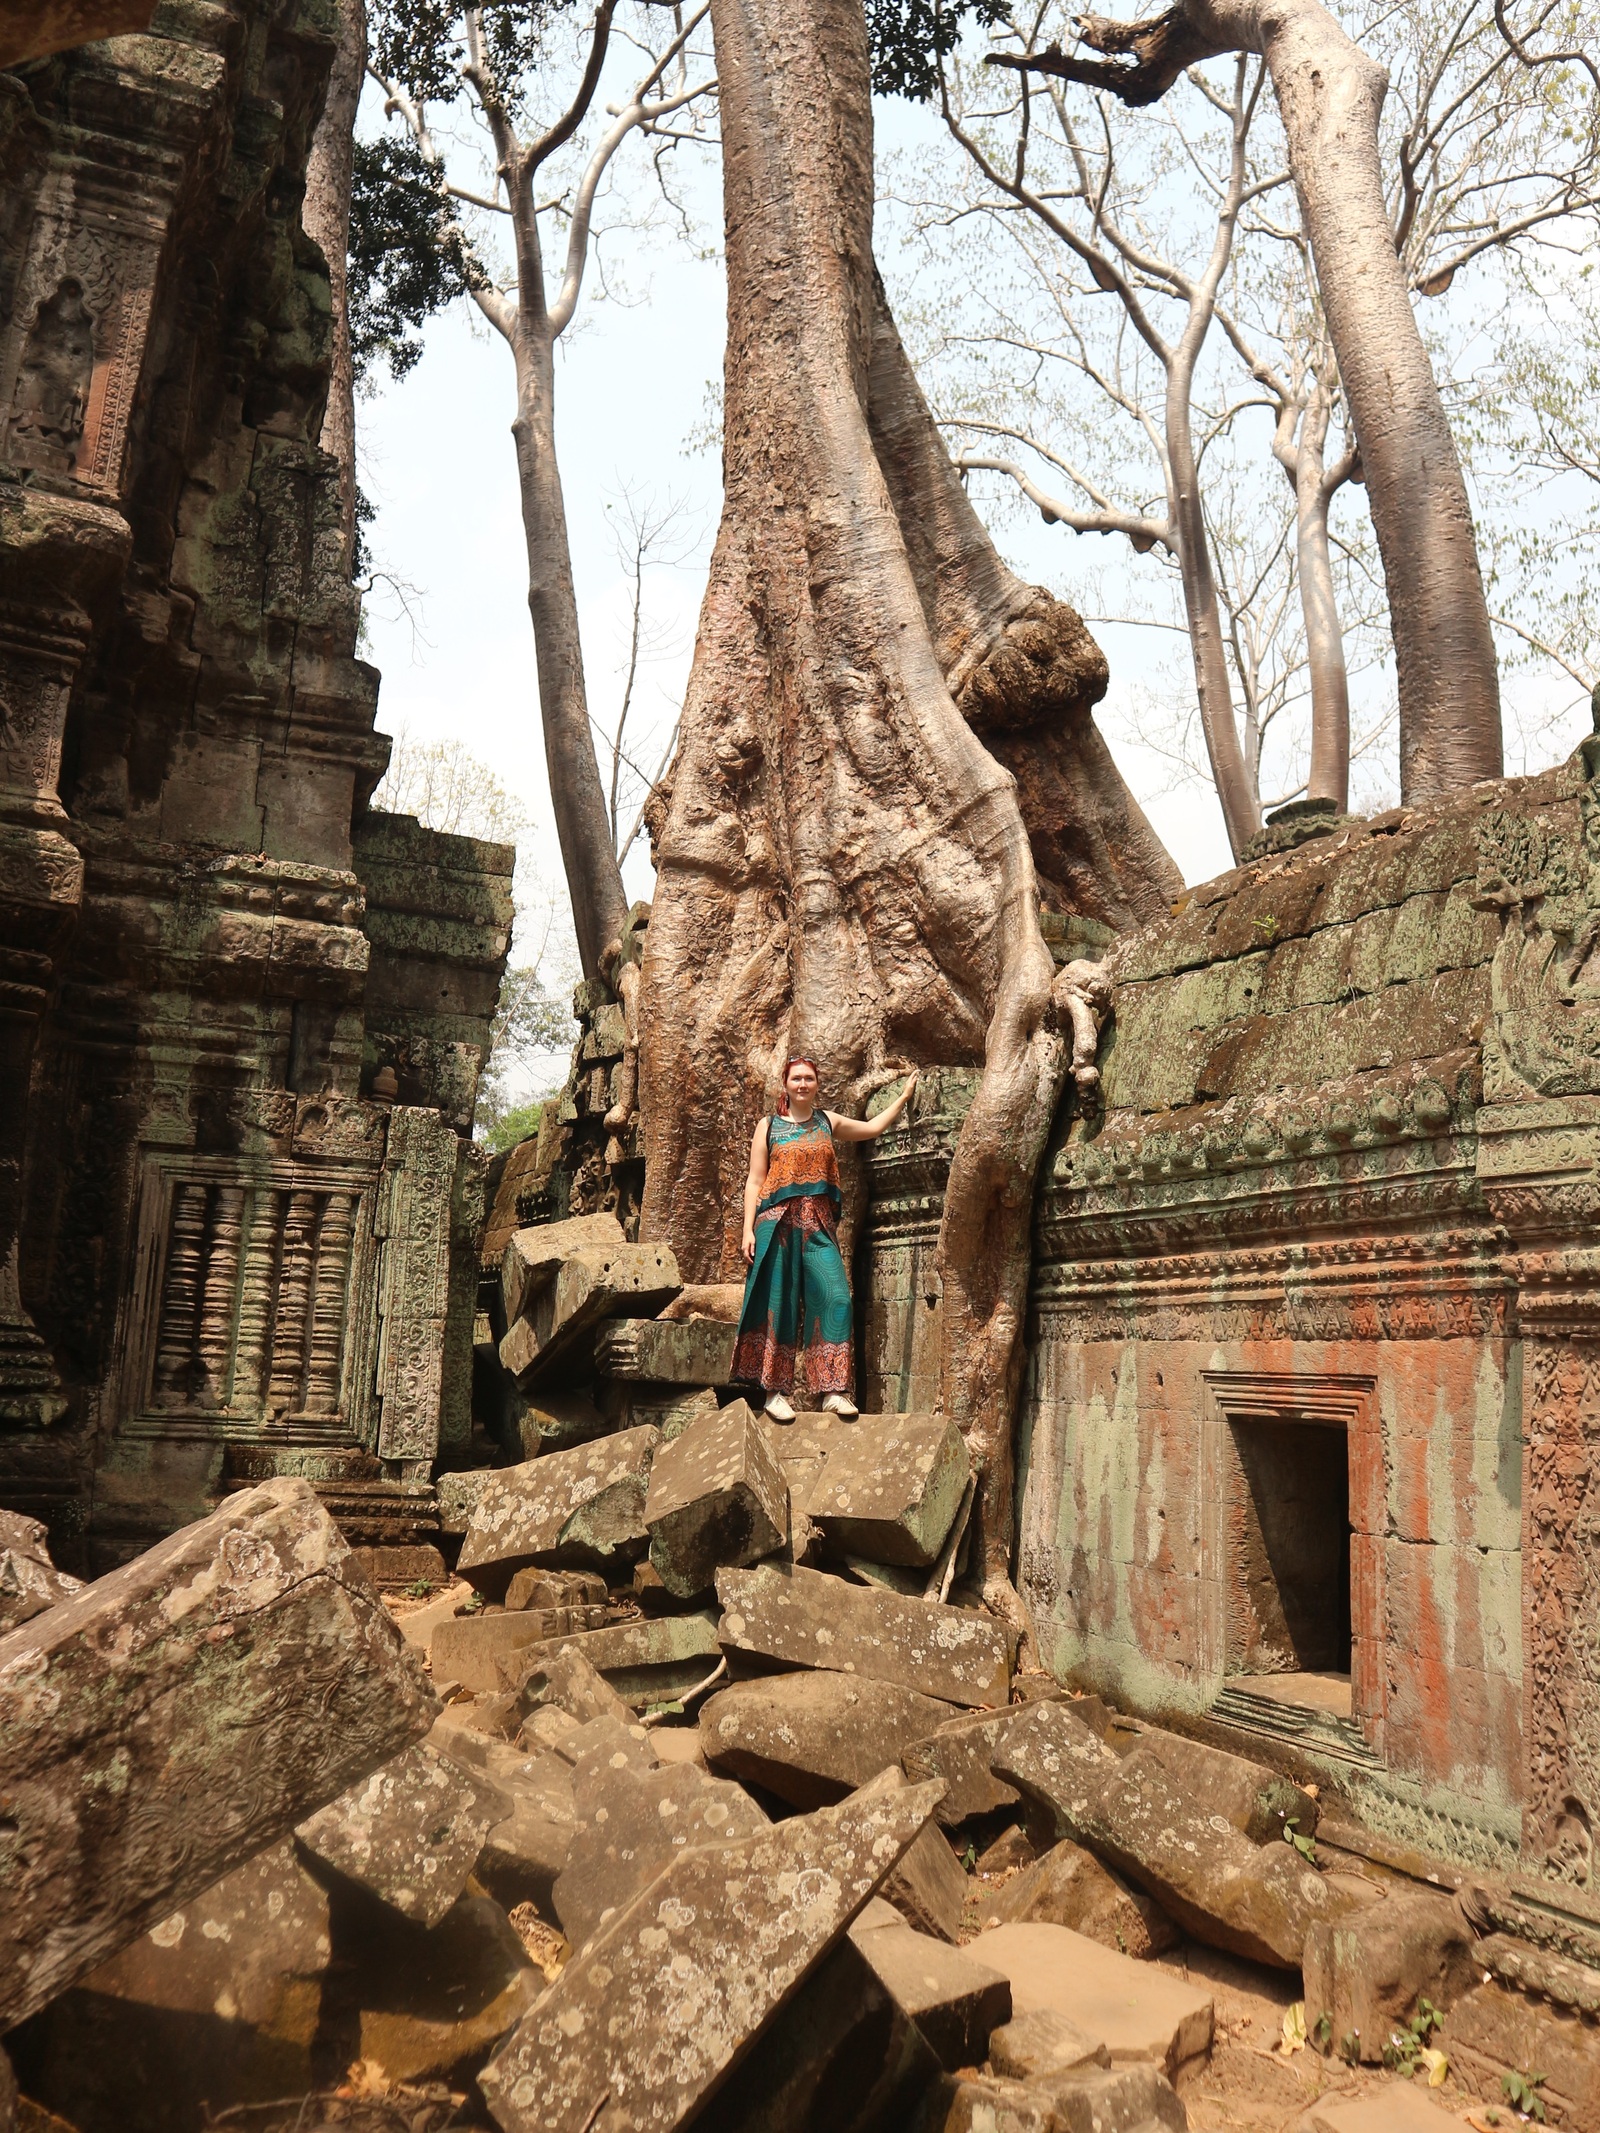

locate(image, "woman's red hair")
(777, 1055), (820, 1116)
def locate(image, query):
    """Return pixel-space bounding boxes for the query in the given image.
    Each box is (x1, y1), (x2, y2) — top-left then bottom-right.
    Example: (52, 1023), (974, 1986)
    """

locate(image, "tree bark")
(303, 0), (366, 568)
(998, 0), (1502, 803)
(639, 0), (1175, 1633)
(512, 325), (630, 981)
(1291, 389), (1352, 808)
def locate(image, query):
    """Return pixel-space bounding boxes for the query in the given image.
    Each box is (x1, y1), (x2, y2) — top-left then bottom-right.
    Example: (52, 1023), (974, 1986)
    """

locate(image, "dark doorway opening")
(1229, 1417), (1352, 1676)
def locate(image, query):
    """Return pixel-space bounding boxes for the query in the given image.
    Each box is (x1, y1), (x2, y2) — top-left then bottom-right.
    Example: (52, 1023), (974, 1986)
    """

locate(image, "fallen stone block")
(651, 1725), (710, 1772)
(1442, 1978), (1600, 2133)
(1303, 1890), (1476, 2065)
(888, 1818), (973, 1944)
(982, 1837), (1177, 1960)
(295, 1739), (510, 1926)
(457, 1426), (661, 1580)
(844, 1554), (930, 1596)
(0, 1476), (436, 2029)
(431, 1732), (579, 1915)
(850, 1917), (1012, 2070)
(0, 1514), (83, 1637)
(397, 1580), (474, 1654)
(810, 1412), (971, 1568)
(523, 1644), (634, 1726)
(15, 1838), (334, 2132)
(513, 1389), (612, 1455)
(976, 1825), (1037, 1877)
(985, 2006), (1109, 2081)
(994, 1708), (1342, 1969)
(506, 1609), (722, 1707)
(626, 1385), (721, 1441)
(658, 1283), (746, 1324)
(1292, 2083), (1459, 2132)
(504, 1241), (681, 1388)
(437, 1469), (498, 1535)
(904, 1703), (1087, 1826)
(700, 1669), (958, 1809)
(644, 1399), (789, 1596)
(1042, 2063), (1188, 2133)
(350, 1542), (448, 1589)
(1131, 1726), (1315, 1845)
(502, 1212), (625, 1323)
(768, 1410), (850, 1512)
(594, 1314), (738, 1386)
(550, 1730), (768, 1950)
(430, 1604), (611, 1694)
(935, 2075), (1062, 2132)
(505, 1566), (607, 1612)
(478, 1775), (946, 2132)
(970, 1923), (1213, 2078)
(692, 1932), (946, 2133)
(717, 1562), (1012, 1709)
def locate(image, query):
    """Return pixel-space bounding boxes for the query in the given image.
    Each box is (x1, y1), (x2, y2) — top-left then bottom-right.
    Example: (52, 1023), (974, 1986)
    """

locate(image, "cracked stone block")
(502, 1212), (625, 1324)
(1041, 2063), (1189, 2133)
(457, 1426), (661, 1579)
(430, 1605), (612, 1694)
(869, 1768), (973, 1944)
(700, 1663), (957, 1810)
(523, 1645), (634, 1727)
(994, 1706), (1346, 1970)
(985, 2006), (1109, 2081)
(644, 1399), (789, 1597)
(500, 1243), (681, 1389)
(0, 1512), (82, 1637)
(1130, 1726), (1315, 1846)
(849, 1916), (1011, 2070)
(593, 1316), (739, 1386)
(982, 1837), (1177, 1960)
(716, 1562), (1012, 1709)
(550, 1731), (767, 1950)
(478, 1775), (945, 2132)
(433, 1731), (578, 1915)
(1303, 1891), (1477, 2065)
(0, 1477), (437, 2029)
(903, 1703), (1092, 1826)
(506, 1610), (722, 1707)
(810, 1413), (971, 1568)
(295, 1739), (511, 1926)
(970, 1923), (1213, 2079)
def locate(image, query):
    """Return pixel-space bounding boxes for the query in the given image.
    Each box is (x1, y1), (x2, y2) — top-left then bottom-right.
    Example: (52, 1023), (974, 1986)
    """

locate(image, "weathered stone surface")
(985, 2006), (1109, 2081)
(506, 1566), (608, 1611)
(508, 1610), (722, 1707)
(431, 1604), (611, 1694)
(994, 1707), (1340, 1969)
(502, 1212), (625, 1323)
(351, 1543), (449, 1588)
(551, 1732), (768, 1950)
(976, 1826), (1038, 1877)
(478, 1777), (946, 2131)
(1303, 1891), (1476, 2064)
(295, 1740), (510, 1926)
(1293, 2085), (1459, 2132)
(904, 1704), (1078, 1825)
(1442, 1979), (1600, 2133)
(1130, 1727), (1315, 1846)
(452, 1738), (578, 1915)
(514, 1389), (613, 1454)
(594, 1315), (739, 1386)
(935, 2075), (1060, 2132)
(0, 1513), (82, 1636)
(526, 1645), (635, 1726)
(437, 1469), (499, 1535)
(701, 1669), (958, 1809)
(850, 1917), (1012, 2070)
(504, 1242), (681, 1387)
(457, 1427), (661, 1576)
(692, 1934), (946, 2133)
(887, 1818), (973, 1945)
(971, 1924), (1213, 2077)
(645, 1399), (789, 1596)
(717, 1563), (1012, 1709)
(1042, 2064), (1188, 2133)
(982, 1838), (1177, 1960)
(0, 1478), (436, 2028)
(811, 1413), (971, 1568)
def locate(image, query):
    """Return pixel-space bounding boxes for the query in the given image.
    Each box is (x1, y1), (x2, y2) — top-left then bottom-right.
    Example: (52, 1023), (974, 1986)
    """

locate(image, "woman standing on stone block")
(734, 1057), (918, 1424)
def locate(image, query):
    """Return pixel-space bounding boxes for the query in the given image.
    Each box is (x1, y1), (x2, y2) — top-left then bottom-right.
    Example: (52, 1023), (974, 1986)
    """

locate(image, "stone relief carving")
(7, 276), (93, 473)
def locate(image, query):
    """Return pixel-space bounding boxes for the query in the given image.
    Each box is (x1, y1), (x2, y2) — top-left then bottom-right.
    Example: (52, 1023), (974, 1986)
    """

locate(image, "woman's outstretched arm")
(828, 1070), (919, 1143)
(741, 1116), (771, 1262)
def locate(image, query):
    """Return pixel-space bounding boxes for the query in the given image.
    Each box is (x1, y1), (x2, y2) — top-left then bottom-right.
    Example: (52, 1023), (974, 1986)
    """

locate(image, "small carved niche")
(7, 277), (96, 476)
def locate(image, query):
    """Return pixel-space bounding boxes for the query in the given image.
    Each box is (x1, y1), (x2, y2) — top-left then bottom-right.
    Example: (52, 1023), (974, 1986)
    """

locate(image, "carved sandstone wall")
(0, 2), (509, 1565)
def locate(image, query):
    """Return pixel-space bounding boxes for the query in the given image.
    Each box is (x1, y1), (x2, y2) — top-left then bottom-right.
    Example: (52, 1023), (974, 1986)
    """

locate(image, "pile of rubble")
(1, 1221), (1590, 2133)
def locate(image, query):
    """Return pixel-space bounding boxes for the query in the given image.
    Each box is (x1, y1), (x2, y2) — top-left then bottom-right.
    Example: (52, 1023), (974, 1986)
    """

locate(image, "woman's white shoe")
(821, 1392), (859, 1420)
(763, 1392), (796, 1423)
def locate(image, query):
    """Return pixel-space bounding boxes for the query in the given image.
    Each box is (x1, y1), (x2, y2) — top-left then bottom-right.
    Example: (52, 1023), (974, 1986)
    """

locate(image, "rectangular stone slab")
(506, 1610), (722, 1707)
(507, 1243), (681, 1388)
(901, 1702), (1093, 1827)
(700, 1669), (958, 1811)
(644, 1399), (789, 1597)
(501, 1212), (624, 1324)
(0, 1476), (437, 2027)
(716, 1562), (1012, 1709)
(809, 1412), (971, 1568)
(295, 1739), (511, 1926)
(430, 1605), (610, 1695)
(849, 1917), (1012, 2070)
(457, 1426), (661, 1577)
(969, 1922), (1214, 2078)
(478, 1775), (946, 2132)
(593, 1315), (738, 1386)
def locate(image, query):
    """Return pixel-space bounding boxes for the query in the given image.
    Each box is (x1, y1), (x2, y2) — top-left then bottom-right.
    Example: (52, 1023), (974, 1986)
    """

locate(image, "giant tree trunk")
(303, 0), (366, 568)
(512, 327), (629, 981)
(1294, 392), (1352, 809)
(1000, 0), (1501, 803)
(639, 0), (1173, 1632)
